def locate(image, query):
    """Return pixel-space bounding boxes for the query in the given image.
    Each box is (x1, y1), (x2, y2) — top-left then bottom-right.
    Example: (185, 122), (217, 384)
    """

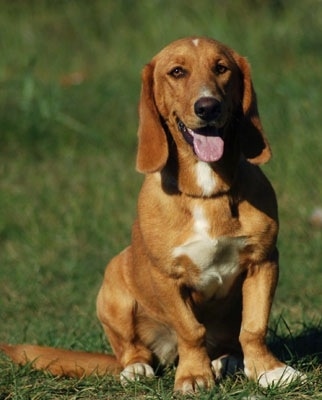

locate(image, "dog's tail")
(0, 343), (122, 378)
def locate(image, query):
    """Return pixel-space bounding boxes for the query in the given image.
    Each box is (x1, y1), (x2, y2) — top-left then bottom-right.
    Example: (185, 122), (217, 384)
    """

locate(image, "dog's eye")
(214, 63), (228, 75)
(169, 66), (186, 78)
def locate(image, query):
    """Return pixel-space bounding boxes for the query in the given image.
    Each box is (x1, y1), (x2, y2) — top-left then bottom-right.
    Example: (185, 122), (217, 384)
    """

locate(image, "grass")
(0, 0), (322, 398)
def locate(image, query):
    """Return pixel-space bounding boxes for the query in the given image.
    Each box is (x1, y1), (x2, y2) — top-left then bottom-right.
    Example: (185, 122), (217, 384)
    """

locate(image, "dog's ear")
(235, 55), (271, 164)
(136, 63), (168, 173)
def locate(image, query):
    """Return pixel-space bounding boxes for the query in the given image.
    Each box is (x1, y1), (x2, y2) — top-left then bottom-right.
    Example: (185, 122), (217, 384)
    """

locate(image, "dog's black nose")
(194, 97), (221, 121)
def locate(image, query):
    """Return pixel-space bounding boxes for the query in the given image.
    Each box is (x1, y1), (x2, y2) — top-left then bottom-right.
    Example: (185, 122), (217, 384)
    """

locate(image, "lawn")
(0, 0), (322, 398)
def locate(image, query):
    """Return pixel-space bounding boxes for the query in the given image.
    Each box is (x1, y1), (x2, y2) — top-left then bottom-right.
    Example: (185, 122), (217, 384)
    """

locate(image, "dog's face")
(136, 37), (271, 173)
(152, 38), (242, 163)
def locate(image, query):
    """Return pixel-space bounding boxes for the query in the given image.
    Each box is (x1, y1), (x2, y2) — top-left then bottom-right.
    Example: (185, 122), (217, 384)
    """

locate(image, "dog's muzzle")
(177, 117), (225, 163)
(194, 97), (222, 122)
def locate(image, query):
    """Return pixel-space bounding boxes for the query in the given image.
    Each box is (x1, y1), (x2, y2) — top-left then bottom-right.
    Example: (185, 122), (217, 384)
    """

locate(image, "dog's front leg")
(240, 255), (303, 387)
(174, 327), (214, 393)
(155, 282), (214, 393)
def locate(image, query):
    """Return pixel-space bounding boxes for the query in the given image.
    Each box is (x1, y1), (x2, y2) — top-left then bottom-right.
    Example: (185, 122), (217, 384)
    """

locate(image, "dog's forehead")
(152, 37), (235, 69)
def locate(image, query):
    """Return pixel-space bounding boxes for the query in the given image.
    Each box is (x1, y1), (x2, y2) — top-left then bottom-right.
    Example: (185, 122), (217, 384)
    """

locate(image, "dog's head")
(136, 37), (271, 173)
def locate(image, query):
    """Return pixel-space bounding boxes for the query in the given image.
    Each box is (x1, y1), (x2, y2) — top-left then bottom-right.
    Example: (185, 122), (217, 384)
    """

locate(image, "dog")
(1, 37), (304, 393)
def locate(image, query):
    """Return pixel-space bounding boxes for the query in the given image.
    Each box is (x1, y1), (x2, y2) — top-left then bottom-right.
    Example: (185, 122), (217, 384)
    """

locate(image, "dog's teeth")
(178, 121), (185, 130)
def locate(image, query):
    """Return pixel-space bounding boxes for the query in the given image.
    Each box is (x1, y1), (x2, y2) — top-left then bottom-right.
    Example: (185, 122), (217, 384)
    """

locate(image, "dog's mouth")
(177, 119), (224, 163)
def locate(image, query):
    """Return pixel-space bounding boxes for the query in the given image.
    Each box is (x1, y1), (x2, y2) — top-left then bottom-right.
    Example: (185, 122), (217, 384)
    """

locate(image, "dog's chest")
(172, 205), (245, 299)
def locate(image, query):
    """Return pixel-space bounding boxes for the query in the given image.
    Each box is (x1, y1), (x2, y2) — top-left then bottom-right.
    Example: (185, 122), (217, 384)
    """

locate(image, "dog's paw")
(174, 365), (215, 394)
(211, 354), (244, 380)
(258, 366), (306, 388)
(174, 374), (214, 394)
(120, 363), (155, 385)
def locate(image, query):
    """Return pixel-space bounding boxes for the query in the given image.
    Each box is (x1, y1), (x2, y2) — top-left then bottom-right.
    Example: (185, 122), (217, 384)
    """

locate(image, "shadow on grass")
(269, 318), (322, 367)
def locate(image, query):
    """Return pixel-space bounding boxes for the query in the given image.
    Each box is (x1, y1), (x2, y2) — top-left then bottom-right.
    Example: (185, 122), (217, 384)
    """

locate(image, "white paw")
(211, 354), (244, 380)
(258, 366), (306, 388)
(120, 363), (155, 385)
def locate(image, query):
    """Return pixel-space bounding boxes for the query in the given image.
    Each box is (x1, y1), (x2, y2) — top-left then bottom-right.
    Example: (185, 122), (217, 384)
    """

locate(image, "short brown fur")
(1, 37), (301, 393)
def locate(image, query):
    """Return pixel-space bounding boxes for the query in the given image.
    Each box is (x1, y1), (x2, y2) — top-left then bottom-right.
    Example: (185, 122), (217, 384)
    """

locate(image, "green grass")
(1, 0), (322, 398)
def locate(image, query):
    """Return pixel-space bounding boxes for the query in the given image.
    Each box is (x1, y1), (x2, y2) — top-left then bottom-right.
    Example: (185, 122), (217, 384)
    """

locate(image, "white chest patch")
(173, 206), (245, 299)
(195, 161), (216, 197)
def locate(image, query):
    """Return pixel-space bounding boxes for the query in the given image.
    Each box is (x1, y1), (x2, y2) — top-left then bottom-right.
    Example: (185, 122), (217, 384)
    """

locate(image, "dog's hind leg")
(96, 247), (155, 383)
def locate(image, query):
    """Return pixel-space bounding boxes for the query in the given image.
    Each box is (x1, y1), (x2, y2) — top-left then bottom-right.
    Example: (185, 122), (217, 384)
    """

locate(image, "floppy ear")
(136, 63), (168, 173)
(235, 55), (271, 164)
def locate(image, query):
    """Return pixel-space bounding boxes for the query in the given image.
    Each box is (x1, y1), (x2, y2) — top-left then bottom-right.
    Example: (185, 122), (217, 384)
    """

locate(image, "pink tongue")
(192, 131), (224, 162)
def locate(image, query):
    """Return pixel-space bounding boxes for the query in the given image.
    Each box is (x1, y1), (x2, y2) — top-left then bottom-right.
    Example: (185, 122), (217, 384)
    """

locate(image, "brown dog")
(1, 37), (303, 393)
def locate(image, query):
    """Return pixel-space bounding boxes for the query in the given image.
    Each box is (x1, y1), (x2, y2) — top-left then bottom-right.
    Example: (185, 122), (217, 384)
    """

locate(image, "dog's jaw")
(158, 117), (235, 197)
(177, 118), (225, 163)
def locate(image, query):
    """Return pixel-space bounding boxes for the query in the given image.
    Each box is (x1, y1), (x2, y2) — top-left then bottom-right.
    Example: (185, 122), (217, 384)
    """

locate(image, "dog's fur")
(0, 37), (303, 393)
